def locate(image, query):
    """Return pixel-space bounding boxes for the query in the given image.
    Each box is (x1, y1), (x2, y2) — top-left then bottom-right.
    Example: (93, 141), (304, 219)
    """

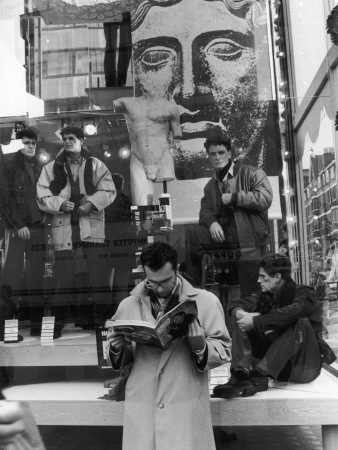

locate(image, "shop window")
(330, 166), (335, 180)
(75, 50), (88, 74)
(1, 4), (338, 443)
(325, 170), (330, 184)
(43, 49), (105, 77)
(22, 16), (42, 98)
(45, 50), (72, 76)
(90, 49), (104, 73)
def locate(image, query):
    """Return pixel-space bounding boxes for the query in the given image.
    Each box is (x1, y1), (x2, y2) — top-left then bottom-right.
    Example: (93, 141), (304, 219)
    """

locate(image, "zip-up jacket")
(199, 162), (273, 248)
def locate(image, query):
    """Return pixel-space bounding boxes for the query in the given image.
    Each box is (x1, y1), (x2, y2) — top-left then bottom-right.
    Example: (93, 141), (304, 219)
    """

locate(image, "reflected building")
(305, 149), (337, 276)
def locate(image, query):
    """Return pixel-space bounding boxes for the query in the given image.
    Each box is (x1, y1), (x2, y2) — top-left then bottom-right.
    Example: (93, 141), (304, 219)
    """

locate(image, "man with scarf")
(106, 241), (231, 450)
(37, 126), (115, 337)
(186, 132), (272, 307)
(1, 128), (45, 337)
(213, 253), (336, 399)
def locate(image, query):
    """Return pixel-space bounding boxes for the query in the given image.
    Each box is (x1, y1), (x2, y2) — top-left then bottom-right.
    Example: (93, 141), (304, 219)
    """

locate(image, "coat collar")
(213, 160), (241, 182)
(14, 149), (39, 168)
(55, 146), (93, 165)
(273, 278), (297, 307)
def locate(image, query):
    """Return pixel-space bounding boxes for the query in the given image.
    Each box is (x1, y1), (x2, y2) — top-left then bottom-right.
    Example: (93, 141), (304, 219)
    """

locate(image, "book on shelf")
(106, 299), (198, 350)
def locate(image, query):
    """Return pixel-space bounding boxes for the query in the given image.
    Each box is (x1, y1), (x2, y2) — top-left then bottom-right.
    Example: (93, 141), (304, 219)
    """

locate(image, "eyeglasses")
(208, 151), (226, 157)
(22, 140), (37, 146)
(62, 135), (77, 142)
(145, 276), (176, 290)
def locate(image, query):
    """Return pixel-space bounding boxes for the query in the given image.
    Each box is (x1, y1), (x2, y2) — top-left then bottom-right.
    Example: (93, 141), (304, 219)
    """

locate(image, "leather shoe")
(213, 374), (268, 399)
(233, 366), (250, 380)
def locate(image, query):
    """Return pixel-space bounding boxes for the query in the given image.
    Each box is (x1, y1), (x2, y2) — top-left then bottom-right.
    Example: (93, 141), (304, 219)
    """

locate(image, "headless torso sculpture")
(113, 93), (182, 205)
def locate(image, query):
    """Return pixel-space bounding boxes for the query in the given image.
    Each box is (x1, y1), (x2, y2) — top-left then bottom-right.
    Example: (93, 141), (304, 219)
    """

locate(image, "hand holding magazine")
(106, 299), (198, 350)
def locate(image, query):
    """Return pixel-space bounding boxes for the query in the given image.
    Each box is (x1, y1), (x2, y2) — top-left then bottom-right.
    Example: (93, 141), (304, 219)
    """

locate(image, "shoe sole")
(213, 384), (259, 399)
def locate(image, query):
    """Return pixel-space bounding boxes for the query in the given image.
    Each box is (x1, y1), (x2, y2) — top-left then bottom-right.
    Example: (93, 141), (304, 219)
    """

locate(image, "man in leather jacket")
(186, 133), (273, 304)
(1, 128), (45, 336)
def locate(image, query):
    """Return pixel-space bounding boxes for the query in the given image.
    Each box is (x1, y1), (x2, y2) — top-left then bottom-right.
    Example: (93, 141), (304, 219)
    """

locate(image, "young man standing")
(1, 128), (45, 336)
(106, 241), (231, 450)
(37, 126), (115, 336)
(186, 133), (272, 300)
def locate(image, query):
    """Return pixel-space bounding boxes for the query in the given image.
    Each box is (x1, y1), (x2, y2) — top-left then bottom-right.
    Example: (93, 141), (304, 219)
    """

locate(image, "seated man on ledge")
(213, 253), (336, 399)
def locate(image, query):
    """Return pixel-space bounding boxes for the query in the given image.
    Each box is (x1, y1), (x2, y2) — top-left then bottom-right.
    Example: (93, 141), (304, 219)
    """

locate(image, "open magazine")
(106, 299), (198, 350)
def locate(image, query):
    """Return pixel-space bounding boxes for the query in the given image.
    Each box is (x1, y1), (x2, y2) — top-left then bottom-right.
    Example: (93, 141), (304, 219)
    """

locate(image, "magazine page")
(106, 320), (163, 349)
(155, 299), (198, 349)
(105, 299), (198, 350)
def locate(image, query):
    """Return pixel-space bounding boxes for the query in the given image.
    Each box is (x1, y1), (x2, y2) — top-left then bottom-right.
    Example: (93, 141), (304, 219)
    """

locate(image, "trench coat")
(106, 275), (231, 450)
(37, 154), (115, 249)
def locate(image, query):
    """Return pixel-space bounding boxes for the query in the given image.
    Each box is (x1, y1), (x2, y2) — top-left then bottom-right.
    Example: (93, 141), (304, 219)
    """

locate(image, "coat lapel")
(156, 276), (198, 371)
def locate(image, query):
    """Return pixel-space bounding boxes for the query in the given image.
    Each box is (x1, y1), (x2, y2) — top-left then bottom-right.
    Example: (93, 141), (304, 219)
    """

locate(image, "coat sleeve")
(10, 205), (26, 229)
(228, 293), (259, 316)
(253, 286), (317, 334)
(86, 159), (116, 211)
(8, 165), (26, 229)
(195, 291), (232, 372)
(234, 167), (272, 213)
(199, 180), (219, 229)
(36, 164), (66, 214)
(105, 342), (133, 371)
(105, 296), (139, 370)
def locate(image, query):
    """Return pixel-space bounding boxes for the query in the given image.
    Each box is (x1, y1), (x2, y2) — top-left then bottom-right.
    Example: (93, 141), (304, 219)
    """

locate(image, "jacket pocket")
(50, 215), (64, 227)
(86, 214), (105, 239)
(252, 213), (269, 240)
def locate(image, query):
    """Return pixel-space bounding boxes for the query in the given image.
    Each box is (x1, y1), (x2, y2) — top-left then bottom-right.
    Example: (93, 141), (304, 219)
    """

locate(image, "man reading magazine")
(106, 241), (231, 450)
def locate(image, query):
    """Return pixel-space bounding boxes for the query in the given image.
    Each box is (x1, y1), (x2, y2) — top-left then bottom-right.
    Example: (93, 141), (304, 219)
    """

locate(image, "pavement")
(39, 424), (324, 449)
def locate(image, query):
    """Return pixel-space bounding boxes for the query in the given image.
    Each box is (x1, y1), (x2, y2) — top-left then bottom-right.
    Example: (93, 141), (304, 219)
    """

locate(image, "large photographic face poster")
(131, 0), (282, 220)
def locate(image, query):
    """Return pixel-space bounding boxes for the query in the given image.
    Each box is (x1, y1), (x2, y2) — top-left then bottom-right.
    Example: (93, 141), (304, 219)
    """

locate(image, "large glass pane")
(0, 1), (337, 448)
(289, 0), (338, 367)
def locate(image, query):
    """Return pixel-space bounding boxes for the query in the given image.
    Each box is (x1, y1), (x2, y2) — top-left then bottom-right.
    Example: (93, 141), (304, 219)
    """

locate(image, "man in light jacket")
(106, 241), (231, 450)
(37, 126), (115, 336)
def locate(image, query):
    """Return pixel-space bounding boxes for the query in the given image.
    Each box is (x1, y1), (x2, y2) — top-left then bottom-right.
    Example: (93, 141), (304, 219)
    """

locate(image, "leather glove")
(187, 318), (206, 352)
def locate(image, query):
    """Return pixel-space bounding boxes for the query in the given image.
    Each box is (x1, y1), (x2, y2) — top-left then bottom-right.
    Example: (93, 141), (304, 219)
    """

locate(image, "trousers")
(1, 227), (45, 331)
(185, 224), (263, 298)
(231, 317), (322, 382)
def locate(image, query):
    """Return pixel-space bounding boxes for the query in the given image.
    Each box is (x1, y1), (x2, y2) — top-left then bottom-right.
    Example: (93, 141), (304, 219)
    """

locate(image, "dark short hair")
(204, 134), (232, 154)
(140, 241), (178, 271)
(60, 126), (84, 140)
(260, 253), (292, 280)
(18, 128), (38, 141)
(111, 173), (124, 191)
